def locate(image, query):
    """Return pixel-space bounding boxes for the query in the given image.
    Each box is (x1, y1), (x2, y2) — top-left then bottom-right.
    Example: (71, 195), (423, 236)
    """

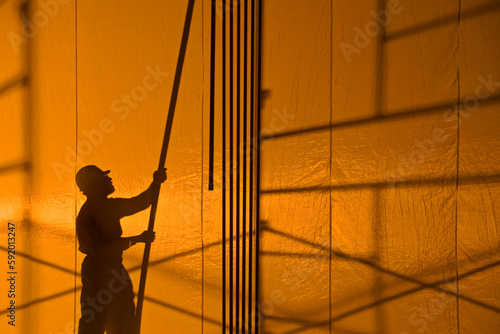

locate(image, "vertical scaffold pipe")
(222, 0), (228, 331)
(248, 0), (255, 332)
(242, 0), (249, 332)
(229, 0), (235, 331)
(254, 0), (262, 332)
(209, 0), (216, 191)
(236, 0), (242, 331)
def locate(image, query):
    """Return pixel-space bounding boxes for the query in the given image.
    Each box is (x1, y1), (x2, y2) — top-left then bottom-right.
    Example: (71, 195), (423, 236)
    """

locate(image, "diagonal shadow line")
(264, 225), (500, 290)
(128, 231), (256, 272)
(0, 235), (240, 314)
(264, 227), (500, 334)
(0, 283), (223, 330)
(3, 227), (499, 323)
(262, 246), (500, 308)
(6, 228), (247, 284)
(261, 93), (500, 141)
(323, 327), (371, 334)
(282, 259), (500, 334)
(0, 286), (80, 316)
(264, 319), (371, 334)
(267, 312), (411, 334)
(128, 238), (223, 272)
(0, 74), (28, 96)
(0, 245), (78, 276)
(281, 287), (430, 334)
(140, 295), (245, 332)
(10, 173), (496, 288)
(0, 161), (30, 175)
(261, 251), (325, 258)
(264, 227), (500, 311)
(0, 245), (217, 315)
(282, 263), (500, 334)
(14, 217), (252, 270)
(144, 296), (223, 327)
(0, 271), (225, 327)
(263, 247), (500, 271)
(385, 1), (500, 42)
(1, 2), (499, 328)
(261, 173), (500, 195)
(264, 314), (315, 326)
(1, 221), (258, 318)
(0, 230), (226, 280)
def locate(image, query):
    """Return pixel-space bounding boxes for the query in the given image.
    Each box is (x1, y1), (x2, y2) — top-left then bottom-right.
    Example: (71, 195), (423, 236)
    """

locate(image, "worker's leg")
(105, 264), (136, 334)
(78, 256), (106, 334)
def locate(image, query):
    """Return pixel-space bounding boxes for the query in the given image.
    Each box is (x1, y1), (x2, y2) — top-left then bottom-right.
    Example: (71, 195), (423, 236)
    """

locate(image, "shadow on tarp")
(259, 226), (500, 334)
(386, 0), (500, 42)
(2, 224), (499, 329)
(261, 93), (500, 142)
(261, 173), (500, 195)
(2, 0), (500, 331)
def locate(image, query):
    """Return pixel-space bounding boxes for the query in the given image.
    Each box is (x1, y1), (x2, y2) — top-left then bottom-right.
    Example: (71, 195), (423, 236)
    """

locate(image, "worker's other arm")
(112, 230), (156, 251)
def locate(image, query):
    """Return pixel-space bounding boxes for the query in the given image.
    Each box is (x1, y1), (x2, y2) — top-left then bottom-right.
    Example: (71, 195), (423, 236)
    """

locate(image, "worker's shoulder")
(76, 201), (93, 221)
(77, 198), (121, 220)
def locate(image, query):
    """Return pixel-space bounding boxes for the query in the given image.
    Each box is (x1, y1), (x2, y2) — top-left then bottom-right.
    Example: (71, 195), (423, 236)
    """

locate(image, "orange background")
(1, 0), (500, 333)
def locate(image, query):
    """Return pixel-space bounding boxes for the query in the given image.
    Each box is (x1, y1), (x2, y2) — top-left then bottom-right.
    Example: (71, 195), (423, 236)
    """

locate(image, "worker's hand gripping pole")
(135, 0), (196, 332)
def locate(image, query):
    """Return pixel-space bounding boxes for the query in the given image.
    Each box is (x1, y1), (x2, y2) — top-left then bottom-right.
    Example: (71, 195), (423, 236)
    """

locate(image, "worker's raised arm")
(111, 168), (167, 218)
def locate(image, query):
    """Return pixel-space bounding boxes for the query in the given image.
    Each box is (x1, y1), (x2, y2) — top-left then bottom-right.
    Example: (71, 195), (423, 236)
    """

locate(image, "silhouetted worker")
(75, 165), (167, 334)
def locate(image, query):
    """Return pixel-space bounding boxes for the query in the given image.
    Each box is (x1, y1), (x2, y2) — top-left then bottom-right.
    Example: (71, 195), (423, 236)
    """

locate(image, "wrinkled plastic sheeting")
(1, 0), (206, 333)
(260, 0), (500, 333)
(1, 0), (500, 333)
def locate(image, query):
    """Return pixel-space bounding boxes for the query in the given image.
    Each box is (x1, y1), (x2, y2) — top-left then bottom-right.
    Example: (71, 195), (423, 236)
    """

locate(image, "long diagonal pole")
(135, 0), (196, 332)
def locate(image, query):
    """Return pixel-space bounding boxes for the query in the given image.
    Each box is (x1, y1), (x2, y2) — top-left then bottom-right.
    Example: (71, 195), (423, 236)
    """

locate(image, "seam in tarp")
(201, 1), (206, 333)
(73, 1), (78, 333)
(455, 0), (462, 332)
(329, 0), (333, 332)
